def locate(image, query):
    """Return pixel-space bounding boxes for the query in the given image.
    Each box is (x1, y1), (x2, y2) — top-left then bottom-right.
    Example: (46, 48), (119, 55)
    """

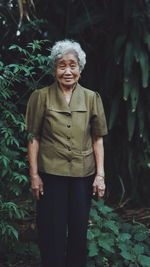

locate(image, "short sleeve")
(25, 90), (45, 136)
(91, 92), (108, 137)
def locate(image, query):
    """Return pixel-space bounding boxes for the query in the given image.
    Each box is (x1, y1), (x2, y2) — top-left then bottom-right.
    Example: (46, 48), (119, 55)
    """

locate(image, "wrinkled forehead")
(56, 50), (79, 64)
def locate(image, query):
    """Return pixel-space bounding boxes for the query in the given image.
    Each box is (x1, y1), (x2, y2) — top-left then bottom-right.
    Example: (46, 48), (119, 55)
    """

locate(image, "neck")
(58, 82), (76, 94)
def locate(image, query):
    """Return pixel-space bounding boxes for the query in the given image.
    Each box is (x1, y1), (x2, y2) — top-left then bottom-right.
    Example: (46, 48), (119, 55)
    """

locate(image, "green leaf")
(13, 172), (28, 184)
(133, 244), (144, 255)
(87, 230), (95, 241)
(14, 160), (26, 168)
(124, 42), (134, 80)
(127, 107), (136, 141)
(103, 220), (119, 235)
(27, 40), (43, 51)
(9, 45), (18, 50)
(8, 64), (19, 68)
(0, 154), (10, 167)
(0, 61), (4, 67)
(118, 233), (132, 242)
(14, 66), (20, 73)
(96, 202), (113, 216)
(134, 232), (148, 242)
(138, 255), (150, 267)
(123, 79), (131, 100)
(98, 237), (115, 253)
(90, 208), (100, 221)
(93, 228), (101, 237)
(88, 240), (98, 257)
(139, 50), (149, 88)
(0, 223), (19, 240)
(120, 250), (134, 261)
(118, 242), (131, 252)
(11, 228), (19, 240)
(130, 79), (139, 112)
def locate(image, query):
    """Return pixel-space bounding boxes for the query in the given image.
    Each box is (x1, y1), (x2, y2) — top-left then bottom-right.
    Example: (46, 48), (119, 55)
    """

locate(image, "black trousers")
(36, 173), (94, 267)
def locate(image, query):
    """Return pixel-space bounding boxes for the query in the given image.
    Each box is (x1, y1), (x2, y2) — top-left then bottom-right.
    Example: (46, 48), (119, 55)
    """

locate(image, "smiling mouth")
(64, 78), (73, 81)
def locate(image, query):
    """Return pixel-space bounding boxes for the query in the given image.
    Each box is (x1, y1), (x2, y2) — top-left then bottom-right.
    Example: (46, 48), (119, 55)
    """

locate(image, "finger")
(39, 183), (44, 195)
(36, 189), (40, 200)
(98, 186), (105, 190)
(92, 184), (97, 195)
(32, 188), (40, 200)
(98, 182), (106, 190)
(98, 189), (105, 199)
(98, 194), (102, 201)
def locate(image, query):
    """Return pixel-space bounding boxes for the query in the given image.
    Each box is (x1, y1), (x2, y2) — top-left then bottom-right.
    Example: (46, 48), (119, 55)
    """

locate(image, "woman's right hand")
(30, 174), (44, 200)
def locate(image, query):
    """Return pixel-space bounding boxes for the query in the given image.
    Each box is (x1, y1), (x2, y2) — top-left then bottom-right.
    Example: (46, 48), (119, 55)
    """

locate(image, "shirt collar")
(49, 82), (87, 112)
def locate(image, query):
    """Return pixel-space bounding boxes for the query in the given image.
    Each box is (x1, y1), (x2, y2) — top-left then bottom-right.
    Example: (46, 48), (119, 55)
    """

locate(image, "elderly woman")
(26, 39), (108, 267)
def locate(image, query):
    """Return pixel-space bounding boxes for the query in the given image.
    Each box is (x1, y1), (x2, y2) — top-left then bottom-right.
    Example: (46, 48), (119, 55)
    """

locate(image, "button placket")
(67, 146), (71, 151)
(66, 113), (72, 156)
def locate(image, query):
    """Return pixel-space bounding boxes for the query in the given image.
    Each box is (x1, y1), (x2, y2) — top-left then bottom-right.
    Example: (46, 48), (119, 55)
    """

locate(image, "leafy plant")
(104, 1), (150, 205)
(0, 40), (52, 262)
(87, 200), (150, 267)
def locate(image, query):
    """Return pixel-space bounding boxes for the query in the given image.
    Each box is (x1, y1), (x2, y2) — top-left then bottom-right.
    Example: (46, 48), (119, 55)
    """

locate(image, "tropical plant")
(103, 0), (150, 205)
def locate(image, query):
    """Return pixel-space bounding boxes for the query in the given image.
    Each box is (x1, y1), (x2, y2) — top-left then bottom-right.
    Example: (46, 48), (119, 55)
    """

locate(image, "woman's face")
(55, 52), (80, 89)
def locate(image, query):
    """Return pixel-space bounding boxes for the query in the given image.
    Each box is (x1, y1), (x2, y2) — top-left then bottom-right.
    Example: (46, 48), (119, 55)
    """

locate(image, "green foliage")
(103, 0), (150, 205)
(0, 40), (52, 262)
(87, 200), (150, 267)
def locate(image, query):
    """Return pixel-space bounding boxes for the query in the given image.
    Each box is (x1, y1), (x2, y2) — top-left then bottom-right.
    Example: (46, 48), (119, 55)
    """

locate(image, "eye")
(70, 64), (77, 68)
(58, 65), (66, 70)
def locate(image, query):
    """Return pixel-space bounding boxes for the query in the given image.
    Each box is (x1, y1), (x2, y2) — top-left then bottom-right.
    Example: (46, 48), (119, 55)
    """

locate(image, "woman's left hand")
(92, 175), (106, 200)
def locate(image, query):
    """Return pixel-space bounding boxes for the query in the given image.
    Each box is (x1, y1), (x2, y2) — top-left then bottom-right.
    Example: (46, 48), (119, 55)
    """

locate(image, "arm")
(28, 136), (44, 200)
(92, 136), (106, 200)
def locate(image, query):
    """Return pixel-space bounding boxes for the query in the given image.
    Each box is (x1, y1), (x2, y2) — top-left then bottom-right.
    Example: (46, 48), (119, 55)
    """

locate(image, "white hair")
(49, 39), (86, 74)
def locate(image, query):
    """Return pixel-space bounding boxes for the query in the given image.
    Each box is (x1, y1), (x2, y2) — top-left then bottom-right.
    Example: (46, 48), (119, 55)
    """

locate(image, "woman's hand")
(92, 175), (106, 200)
(30, 174), (44, 200)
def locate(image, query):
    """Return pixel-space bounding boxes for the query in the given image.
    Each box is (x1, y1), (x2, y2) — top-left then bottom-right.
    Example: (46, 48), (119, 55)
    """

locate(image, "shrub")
(87, 200), (150, 267)
(0, 40), (51, 263)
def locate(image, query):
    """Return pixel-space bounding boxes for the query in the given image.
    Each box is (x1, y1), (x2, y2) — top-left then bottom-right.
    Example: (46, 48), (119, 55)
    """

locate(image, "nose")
(64, 67), (72, 75)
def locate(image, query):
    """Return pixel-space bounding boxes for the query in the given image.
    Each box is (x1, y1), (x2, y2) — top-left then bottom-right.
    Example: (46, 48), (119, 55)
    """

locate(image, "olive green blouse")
(25, 82), (108, 177)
